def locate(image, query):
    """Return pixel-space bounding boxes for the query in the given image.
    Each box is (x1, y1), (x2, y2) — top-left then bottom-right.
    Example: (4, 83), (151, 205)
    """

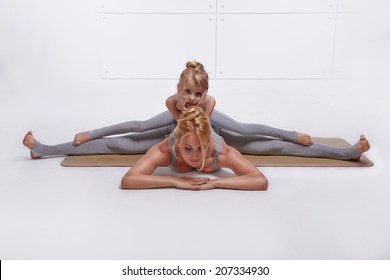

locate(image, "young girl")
(23, 61), (370, 160)
(165, 60), (312, 146)
(121, 106), (268, 191)
(72, 60), (311, 147)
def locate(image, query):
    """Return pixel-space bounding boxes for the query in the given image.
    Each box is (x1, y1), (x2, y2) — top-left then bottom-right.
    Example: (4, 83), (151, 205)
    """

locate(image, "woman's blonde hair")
(173, 106), (212, 171)
(178, 60), (209, 92)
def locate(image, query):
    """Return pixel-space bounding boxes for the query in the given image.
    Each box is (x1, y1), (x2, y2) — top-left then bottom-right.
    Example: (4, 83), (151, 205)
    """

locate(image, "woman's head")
(177, 60), (209, 108)
(173, 106), (212, 171)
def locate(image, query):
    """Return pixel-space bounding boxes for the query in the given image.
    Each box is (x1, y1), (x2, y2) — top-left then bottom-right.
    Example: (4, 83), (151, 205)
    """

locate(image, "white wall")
(1, 1), (388, 81)
(0, 0), (389, 137)
(1, 1), (388, 80)
(96, 0), (389, 79)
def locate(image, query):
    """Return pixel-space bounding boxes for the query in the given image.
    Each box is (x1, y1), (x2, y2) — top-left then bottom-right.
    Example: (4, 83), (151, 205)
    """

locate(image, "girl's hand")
(176, 95), (187, 112)
(73, 131), (89, 146)
(174, 177), (211, 190)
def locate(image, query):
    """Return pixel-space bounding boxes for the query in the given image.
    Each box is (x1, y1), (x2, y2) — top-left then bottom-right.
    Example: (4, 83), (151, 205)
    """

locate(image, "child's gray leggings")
(31, 110), (360, 159)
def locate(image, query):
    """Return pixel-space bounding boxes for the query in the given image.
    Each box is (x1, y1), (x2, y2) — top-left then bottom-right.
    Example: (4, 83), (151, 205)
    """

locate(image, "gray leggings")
(32, 125), (174, 157)
(31, 110), (360, 160)
(87, 110), (297, 142)
(220, 131), (360, 159)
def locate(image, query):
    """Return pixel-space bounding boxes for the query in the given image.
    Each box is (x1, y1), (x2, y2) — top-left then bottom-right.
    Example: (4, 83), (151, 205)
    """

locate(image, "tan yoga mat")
(60, 137), (373, 168)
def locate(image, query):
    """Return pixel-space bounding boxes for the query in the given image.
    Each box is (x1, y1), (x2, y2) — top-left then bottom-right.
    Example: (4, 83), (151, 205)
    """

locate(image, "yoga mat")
(60, 137), (373, 168)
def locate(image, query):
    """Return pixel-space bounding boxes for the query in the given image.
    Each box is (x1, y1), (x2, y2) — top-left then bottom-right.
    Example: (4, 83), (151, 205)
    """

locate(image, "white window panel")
(333, 12), (390, 79)
(218, 0), (337, 13)
(99, 14), (216, 78)
(332, 14), (358, 78)
(338, 0), (390, 13)
(216, 14), (335, 78)
(98, 0), (216, 13)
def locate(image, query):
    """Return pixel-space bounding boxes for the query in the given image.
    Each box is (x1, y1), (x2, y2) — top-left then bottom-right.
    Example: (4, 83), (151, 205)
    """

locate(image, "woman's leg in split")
(23, 126), (173, 158)
(210, 110), (312, 146)
(220, 130), (369, 160)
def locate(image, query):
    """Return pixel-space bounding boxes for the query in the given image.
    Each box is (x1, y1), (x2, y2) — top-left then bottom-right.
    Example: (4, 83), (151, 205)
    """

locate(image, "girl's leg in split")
(210, 109), (312, 146)
(220, 130), (369, 160)
(23, 126), (173, 158)
(89, 110), (175, 139)
(73, 110), (175, 145)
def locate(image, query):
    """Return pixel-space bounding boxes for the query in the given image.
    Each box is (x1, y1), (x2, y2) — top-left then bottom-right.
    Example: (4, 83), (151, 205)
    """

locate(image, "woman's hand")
(196, 178), (217, 190)
(174, 177), (211, 190)
(73, 131), (89, 146)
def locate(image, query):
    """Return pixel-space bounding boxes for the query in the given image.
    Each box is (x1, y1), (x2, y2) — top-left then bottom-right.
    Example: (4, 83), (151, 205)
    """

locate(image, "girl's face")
(177, 78), (207, 109)
(179, 132), (204, 168)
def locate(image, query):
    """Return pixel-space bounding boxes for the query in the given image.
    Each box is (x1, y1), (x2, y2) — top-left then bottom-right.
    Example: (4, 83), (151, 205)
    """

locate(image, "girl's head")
(173, 106), (212, 171)
(177, 60), (209, 108)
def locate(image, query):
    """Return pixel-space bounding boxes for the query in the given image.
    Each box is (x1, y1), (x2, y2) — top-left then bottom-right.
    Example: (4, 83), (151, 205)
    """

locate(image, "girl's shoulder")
(206, 94), (216, 103)
(205, 95), (216, 110)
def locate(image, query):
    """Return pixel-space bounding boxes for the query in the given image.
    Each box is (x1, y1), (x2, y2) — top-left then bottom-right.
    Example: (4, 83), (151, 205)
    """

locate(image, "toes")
(23, 131), (37, 148)
(296, 134), (313, 146)
(305, 135), (313, 146)
(356, 135), (370, 153)
(23, 133), (32, 147)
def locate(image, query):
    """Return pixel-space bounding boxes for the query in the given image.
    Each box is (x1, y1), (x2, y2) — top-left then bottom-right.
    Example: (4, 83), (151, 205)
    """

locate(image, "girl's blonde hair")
(173, 106), (212, 171)
(178, 60), (209, 92)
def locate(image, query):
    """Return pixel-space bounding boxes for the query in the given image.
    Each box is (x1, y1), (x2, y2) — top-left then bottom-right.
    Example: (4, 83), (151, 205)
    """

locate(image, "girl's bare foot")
(296, 133), (313, 146)
(73, 131), (89, 146)
(22, 131), (41, 159)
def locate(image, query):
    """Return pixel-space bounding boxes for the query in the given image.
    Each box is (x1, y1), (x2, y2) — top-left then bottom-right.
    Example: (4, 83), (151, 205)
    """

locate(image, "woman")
(121, 106), (268, 191)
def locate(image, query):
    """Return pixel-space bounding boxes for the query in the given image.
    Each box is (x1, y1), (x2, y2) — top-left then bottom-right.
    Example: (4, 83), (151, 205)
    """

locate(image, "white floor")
(1, 77), (390, 260)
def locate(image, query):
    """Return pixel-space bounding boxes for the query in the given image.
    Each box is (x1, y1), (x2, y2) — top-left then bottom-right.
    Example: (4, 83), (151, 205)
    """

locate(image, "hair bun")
(186, 60), (203, 70)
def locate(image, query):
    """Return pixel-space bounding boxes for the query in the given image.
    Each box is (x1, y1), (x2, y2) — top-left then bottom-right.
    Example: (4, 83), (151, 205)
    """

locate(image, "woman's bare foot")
(22, 131), (41, 159)
(296, 133), (313, 146)
(354, 134), (370, 160)
(73, 131), (89, 146)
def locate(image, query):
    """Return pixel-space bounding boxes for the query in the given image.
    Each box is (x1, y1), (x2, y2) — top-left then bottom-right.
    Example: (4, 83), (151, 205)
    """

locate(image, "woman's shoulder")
(142, 137), (171, 166)
(156, 137), (170, 153)
(144, 137), (170, 159)
(218, 140), (230, 153)
(217, 141), (240, 165)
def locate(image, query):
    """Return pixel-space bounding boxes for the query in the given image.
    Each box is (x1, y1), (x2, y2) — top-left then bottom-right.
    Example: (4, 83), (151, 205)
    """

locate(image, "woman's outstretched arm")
(120, 141), (209, 190)
(121, 140), (268, 191)
(200, 144), (268, 191)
